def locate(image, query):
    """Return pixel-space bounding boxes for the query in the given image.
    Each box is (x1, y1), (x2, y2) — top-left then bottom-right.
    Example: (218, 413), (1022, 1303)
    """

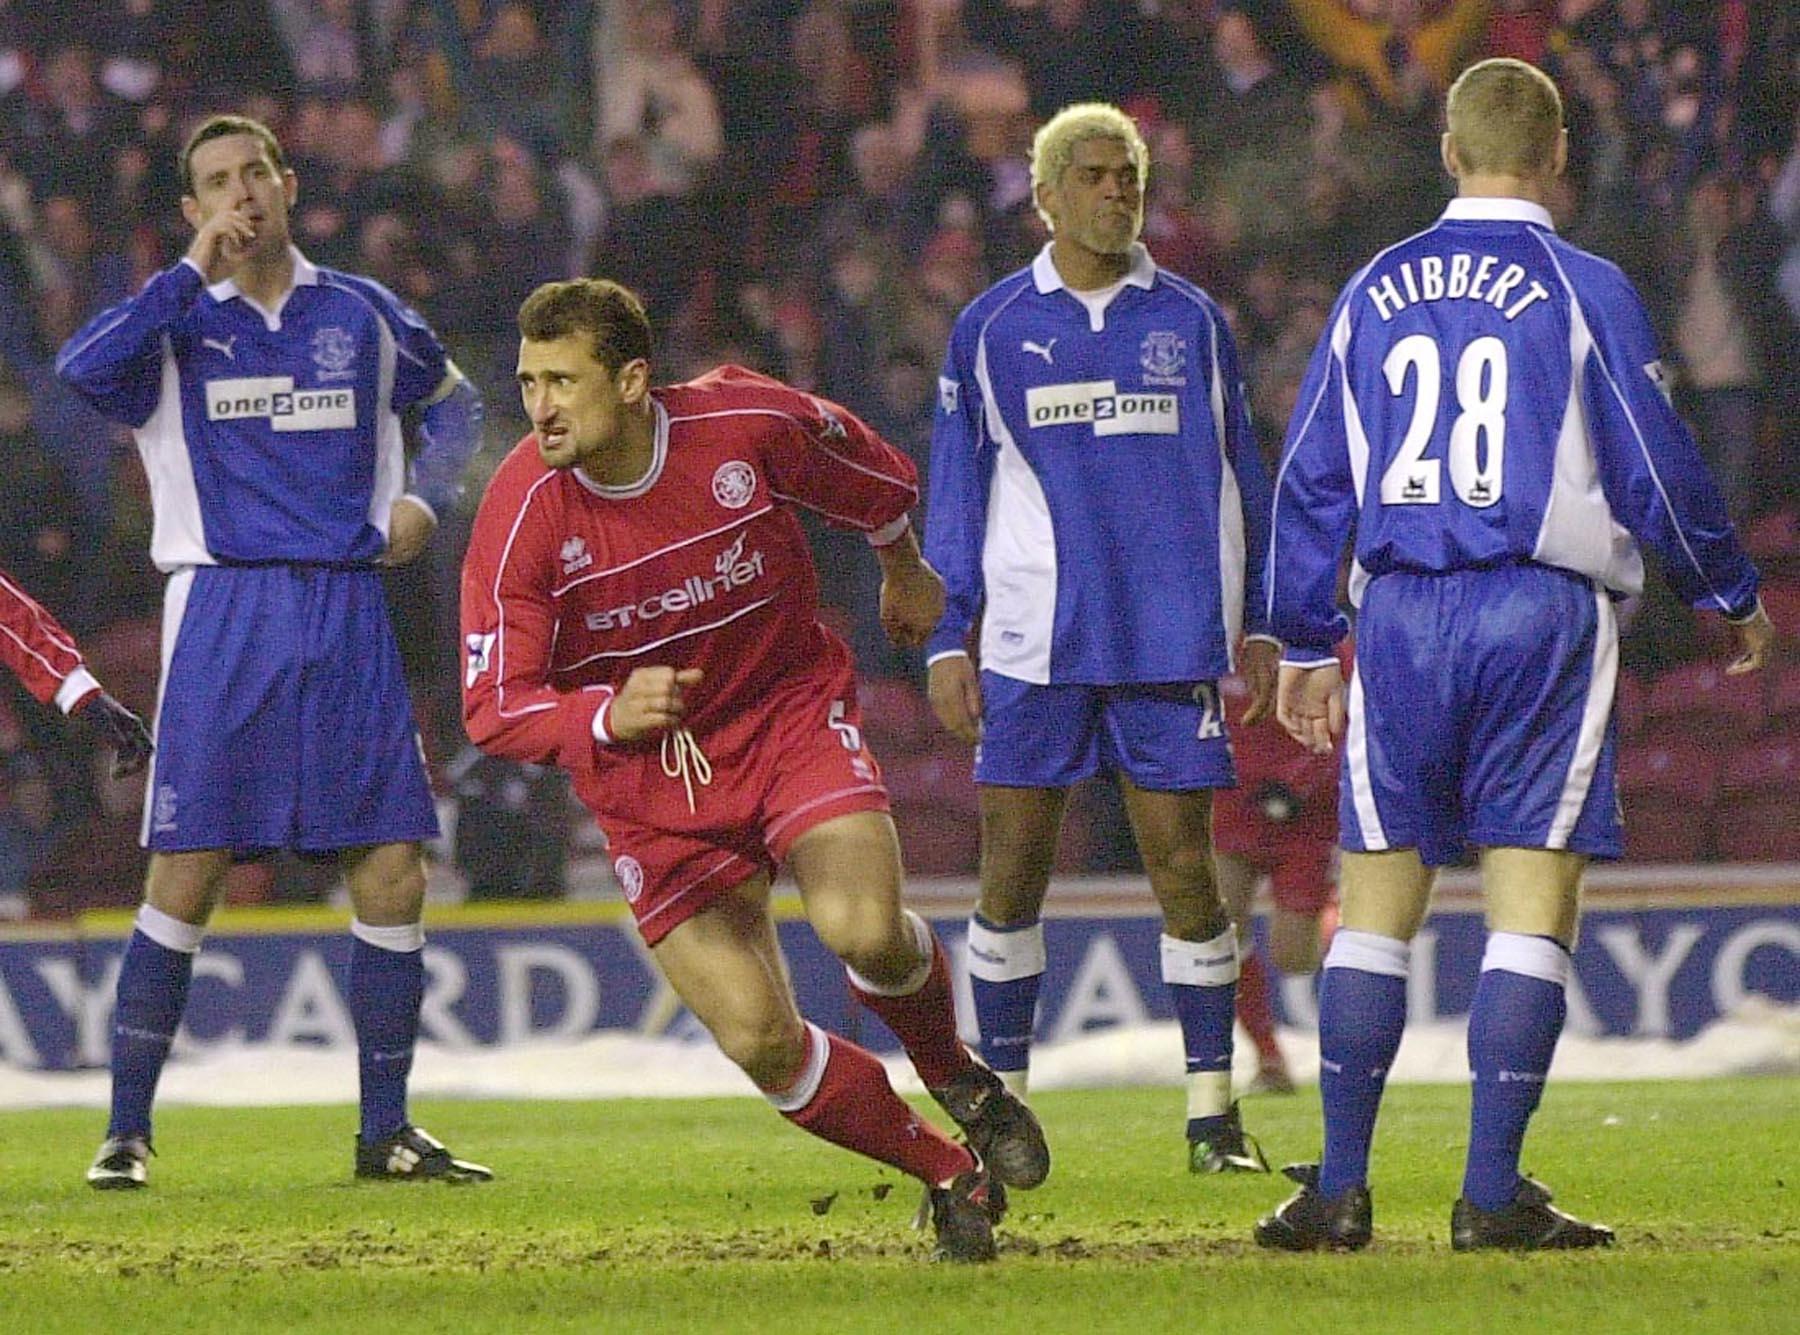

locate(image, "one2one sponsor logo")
(206, 377), (356, 432)
(584, 535), (767, 631)
(1024, 380), (1179, 436)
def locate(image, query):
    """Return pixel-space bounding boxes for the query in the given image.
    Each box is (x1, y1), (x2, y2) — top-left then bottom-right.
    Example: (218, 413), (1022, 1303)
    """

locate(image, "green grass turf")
(0, 1080), (1793, 1333)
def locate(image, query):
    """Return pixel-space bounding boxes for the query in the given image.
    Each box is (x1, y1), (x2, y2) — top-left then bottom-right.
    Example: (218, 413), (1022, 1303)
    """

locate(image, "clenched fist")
(608, 666), (704, 743)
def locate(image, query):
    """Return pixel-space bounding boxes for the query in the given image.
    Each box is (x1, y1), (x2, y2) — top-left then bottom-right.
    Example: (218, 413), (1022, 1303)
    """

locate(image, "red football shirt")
(462, 365), (918, 793)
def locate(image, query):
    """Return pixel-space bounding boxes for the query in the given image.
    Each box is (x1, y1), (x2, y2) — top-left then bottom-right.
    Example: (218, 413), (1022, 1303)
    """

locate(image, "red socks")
(1236, 949), (1284, 1065)
(846, 914), (972, 1092)
(771, 1023), (973, 1186)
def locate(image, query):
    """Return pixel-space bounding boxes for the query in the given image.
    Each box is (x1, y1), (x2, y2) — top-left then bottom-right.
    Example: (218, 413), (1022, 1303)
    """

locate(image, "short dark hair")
(180, 114), (287, 195)
(517, 279), (653, 371)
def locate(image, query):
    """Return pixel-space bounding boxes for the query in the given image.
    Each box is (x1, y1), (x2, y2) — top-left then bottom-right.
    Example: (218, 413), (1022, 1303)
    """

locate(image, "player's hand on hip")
(1238, 638), (1281, 725)
(381, 496), (436, 566)
(77, 691), (155, 779)
(185, 207), (257, 285)
(926, 653), (982, 745)
(611, 666), (704, 743)
(1725, 602), (1775, 675)
(879, 558), (946, 649)
(1275, 662), (1343, 756)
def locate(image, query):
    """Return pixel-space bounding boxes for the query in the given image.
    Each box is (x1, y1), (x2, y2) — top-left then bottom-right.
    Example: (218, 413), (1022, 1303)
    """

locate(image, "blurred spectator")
(591, 134), (705, 327)
(447, 746), (571, 900)
(1283, 0), (1493, 126)
(6, 43), (134, 210)
(468, 1), (561, 147)
(596, 0), (723, 197)
(1773, 122), (1800, 330)
(1666, 175), (1788, 523)
(964, 0), (1154, 121)
(271, 0), (362, 96)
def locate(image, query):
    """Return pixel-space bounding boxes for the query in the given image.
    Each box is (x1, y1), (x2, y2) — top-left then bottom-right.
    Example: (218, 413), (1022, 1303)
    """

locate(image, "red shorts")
(580, 673), (889, 945)
(1211, 783), (1337, 916)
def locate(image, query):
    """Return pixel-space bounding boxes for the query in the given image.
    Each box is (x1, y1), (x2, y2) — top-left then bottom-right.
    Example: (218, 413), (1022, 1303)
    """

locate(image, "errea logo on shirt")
(205, 377), (356, 432)
(1024, 381), (1179, 436)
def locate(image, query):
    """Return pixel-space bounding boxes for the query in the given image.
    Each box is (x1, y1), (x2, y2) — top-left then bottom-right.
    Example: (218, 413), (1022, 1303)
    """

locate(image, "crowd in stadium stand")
(0, 0), (1794, 908)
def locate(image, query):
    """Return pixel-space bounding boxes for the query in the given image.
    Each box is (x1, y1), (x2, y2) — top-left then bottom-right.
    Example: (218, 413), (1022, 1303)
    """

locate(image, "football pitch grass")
(1, 1079), (1793, 1333)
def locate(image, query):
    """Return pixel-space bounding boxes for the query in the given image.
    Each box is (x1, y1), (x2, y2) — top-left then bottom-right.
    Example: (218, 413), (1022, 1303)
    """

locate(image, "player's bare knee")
(1339, 850), (1434, 940)
(144, 850), (232, 924)
(975, 864), (1049, 926)
(816, 903), (914, 981)
(717, 1015), (808, 1089)
(346, 843), (427, 926)
(1270, 925), (1324, 976)
(1147, 846), (1227, 935)
(1481, 847), (1583, 946)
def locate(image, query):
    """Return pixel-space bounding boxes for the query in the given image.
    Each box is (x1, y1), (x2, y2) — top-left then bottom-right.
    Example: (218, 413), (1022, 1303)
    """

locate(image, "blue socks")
(1316, 929), (1411, 1199)
(1463, 932), (1569, 1211)
(1162, 928), (1239, 1142)
(965, 915), (1044, 1095)
(107, 905), (202, 1139)
(348, 920), (425, 1144)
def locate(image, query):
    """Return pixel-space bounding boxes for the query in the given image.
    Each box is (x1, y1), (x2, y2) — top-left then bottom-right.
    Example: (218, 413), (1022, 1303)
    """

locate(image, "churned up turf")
(0, 1080), (1793, 1332)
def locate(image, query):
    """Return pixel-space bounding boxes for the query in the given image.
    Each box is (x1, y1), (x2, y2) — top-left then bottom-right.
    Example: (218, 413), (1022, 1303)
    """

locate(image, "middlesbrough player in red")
(0, 570), (153, 778)
(1214, 659), (1343, 1096)
(462, 278), (1048, 1262)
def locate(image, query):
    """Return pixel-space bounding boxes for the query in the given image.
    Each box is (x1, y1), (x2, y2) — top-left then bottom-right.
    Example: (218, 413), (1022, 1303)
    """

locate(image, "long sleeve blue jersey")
(924, 243), (1273, 685)
(56, 251), (466, 570)
(1268, 197), (1760, 660)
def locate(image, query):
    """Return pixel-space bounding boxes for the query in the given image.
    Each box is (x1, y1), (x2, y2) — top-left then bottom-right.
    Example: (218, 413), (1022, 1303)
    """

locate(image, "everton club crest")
(311, 326), (357, 380)
(1139, 330), (1187, 385)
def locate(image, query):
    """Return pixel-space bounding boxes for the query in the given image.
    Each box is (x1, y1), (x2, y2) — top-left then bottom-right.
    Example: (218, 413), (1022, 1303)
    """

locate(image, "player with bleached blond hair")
(924, 100), (1280, 1175)
(1257, 57), (1772, 1252)
(1027, 102), (1149, 231)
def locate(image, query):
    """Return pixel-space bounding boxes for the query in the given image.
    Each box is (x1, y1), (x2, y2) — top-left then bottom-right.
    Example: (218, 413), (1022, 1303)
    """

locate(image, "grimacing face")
(1042, 135), (1143, 256)
(516, 334), (644, 472)
(181, 133), (295, 262)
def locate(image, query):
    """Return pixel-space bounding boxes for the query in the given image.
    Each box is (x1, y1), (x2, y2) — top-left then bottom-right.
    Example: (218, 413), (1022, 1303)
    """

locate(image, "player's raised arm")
(1569, 253), (1763, 630)
(54, 260), (211, 428)
(1266, 300), (1358, 663)
(460, 460), (606, 768)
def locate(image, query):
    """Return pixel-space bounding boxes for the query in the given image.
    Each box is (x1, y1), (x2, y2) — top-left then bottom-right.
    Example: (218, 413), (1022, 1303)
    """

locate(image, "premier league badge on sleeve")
(464, 631), (496, 688)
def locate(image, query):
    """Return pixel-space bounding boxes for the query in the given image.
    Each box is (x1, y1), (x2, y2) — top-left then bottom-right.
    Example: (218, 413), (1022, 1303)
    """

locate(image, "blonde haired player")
(924, 99), (1281, 1174)
(1258, 58), (1772, 1252)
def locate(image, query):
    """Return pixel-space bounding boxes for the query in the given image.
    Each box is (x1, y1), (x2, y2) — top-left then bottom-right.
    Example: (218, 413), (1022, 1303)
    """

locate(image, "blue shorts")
(974, 671), (1236, 791)
(1343, 565), (1622, 866)
(143, 565), (440, 854)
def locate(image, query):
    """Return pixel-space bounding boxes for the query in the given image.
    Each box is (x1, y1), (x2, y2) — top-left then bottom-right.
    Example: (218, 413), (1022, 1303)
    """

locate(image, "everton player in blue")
(58, 116), (490, 1188)
(1257, 59), (1773, 1251)
(924, 103), (1279, 1175)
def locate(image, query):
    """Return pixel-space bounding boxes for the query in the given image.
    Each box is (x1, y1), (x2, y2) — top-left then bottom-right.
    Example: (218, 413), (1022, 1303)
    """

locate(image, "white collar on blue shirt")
(1440, 197), (1556, 230)
(206, 246), (319, 302)
(205, 246), (319, 328)
(1030, 241), (1158, 295)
